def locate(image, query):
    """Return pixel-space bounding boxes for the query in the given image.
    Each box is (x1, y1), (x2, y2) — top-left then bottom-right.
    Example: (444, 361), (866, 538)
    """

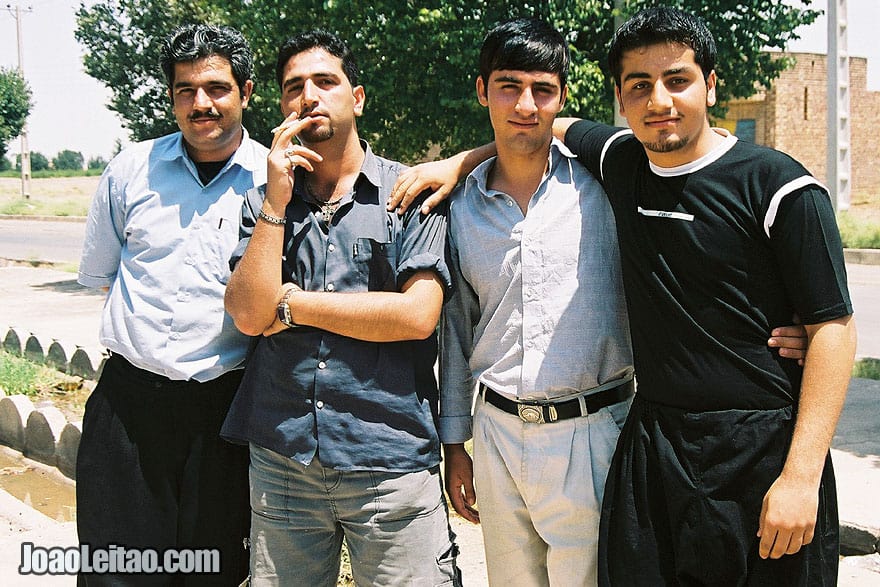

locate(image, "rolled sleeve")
(396, 199), (452, 293)
(78, 165), (125, 289)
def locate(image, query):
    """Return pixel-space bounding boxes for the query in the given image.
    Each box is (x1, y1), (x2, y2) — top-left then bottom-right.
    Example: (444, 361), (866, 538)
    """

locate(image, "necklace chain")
(305, 178), (344, 222)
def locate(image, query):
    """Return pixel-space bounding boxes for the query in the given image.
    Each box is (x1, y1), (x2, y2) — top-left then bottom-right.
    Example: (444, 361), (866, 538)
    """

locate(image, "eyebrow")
(173, 80), (233, 89)
(282, 72), (340, 91)
(622, 66), (693, 84)
(492, 75), (558, 90)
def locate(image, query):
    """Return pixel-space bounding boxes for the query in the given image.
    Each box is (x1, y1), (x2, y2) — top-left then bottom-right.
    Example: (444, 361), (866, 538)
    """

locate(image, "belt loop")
(577, 394), (587, 417)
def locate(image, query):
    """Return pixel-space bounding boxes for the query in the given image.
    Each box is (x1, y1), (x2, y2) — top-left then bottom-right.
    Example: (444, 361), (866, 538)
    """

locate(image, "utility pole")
(827, 0), (851, 211)
(613, 0), (627, 127)
(7, 2), (32, 199)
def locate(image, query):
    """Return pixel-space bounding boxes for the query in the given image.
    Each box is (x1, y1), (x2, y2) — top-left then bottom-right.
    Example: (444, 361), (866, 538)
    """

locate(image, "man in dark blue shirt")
(221, 31), (460, 585)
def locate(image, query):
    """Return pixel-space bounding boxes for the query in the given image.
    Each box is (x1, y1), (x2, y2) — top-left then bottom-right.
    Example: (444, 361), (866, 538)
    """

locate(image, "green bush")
(0, 350), (72, 396)
(838, 212), (880, 249)
(853, 358), (880, 380)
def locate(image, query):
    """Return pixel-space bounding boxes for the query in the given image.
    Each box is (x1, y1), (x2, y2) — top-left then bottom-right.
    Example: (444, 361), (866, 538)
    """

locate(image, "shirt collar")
(466, 137), (576, 198)
(293, 139), (379, 201)
(158, 127), (263, 174)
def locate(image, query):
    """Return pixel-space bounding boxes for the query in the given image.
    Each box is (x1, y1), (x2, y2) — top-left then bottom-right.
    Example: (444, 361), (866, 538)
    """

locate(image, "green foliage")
(75, 0), (819, 163)
(88, 156), (109, 170)
(0, 155), (10, 171)
(53, 150), (86, 171)
(852, 358), (880, 381)
(0, 351), (72, 397)
(17, 151), (49, 171)
(838, 211), (880, 249)
(0, 67), (33, 159)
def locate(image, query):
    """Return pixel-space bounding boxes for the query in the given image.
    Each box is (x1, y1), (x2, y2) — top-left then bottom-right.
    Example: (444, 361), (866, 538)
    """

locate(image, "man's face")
(615, 42), (717, 167)
(170, 55), (252, 163)
(477, 69), (566, 155)
(278, 48), (364, 146)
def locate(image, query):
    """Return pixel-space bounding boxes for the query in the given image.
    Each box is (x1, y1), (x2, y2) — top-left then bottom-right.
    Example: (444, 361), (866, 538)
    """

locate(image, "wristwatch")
(276, 285), (299, 328)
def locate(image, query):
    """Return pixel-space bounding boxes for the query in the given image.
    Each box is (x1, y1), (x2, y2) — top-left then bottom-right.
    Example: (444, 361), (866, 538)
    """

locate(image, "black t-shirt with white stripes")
(566, 120), (851, 411)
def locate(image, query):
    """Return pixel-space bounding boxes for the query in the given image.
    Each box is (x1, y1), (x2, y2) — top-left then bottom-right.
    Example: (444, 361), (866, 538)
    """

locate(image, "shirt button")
(506, 200), (514, 207)
(169, 332), (180, 340)
(328, 244), (336, 252)
(316, 400), (325, 409)
(184, 257), (195, 265)
(326, 283), (335, 292)
(318, 361), (326, 369)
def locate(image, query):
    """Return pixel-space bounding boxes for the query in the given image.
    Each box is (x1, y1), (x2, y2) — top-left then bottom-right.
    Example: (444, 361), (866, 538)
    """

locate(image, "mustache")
(188, 110), (221, 121)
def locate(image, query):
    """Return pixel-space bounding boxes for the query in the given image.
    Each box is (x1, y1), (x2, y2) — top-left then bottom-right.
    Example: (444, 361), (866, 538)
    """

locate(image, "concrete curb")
(844, 248), (880, 266)
(1, 325), (104, 480)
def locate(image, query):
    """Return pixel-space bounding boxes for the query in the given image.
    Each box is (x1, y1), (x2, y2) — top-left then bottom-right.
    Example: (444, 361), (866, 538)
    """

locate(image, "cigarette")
(271, 121), (294, 134)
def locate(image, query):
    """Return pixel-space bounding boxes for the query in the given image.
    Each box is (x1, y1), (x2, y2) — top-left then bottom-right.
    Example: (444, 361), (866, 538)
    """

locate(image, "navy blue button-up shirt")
(221, 142), (451, 472)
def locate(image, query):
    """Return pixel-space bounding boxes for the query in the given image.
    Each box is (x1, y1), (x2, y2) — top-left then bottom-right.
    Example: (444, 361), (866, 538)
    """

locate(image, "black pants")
(76, 355), (250, 586)
(599, 395), (839, 587)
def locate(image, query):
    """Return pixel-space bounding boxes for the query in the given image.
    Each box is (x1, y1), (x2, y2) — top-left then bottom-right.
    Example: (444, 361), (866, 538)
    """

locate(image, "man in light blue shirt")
(76, 24), (267, 585)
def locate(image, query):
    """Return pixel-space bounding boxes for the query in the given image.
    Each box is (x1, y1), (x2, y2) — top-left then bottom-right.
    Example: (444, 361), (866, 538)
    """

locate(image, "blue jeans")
(248, 444), (461, 586)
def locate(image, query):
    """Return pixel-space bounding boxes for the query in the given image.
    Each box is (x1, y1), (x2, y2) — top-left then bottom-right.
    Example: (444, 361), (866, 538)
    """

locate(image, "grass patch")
(853, 358), (880, 380)
(0, 197), (88, 217)
(838, 211), (880, 249)
(0, 351), (89, 419)
(0, 351), (79, 396)
(0, 169), (103, 179)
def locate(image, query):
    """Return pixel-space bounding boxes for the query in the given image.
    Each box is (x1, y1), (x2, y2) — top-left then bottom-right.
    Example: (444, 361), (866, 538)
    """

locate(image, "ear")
(476, 76), (488, 107)
(240, 79), (254, 109)
(706, 70), (717, 107)
(353, 85), (366, 117)
(557, 84), (568, 112)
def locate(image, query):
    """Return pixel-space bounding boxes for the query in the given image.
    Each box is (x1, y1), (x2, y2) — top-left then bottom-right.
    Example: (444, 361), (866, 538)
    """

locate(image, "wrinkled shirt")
(221, 142), (452, 472)
(440, 139), (634, 443)
(78, 130), (268, 382)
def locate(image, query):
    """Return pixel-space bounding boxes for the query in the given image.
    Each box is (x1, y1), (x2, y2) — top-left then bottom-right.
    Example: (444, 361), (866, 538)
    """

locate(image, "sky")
(1, 0), (879, 162)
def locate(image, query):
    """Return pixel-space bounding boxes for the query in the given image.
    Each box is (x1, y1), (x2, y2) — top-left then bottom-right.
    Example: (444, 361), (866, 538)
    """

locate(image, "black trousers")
(76, 354), (250, 586)
(599, 395), (839, 587)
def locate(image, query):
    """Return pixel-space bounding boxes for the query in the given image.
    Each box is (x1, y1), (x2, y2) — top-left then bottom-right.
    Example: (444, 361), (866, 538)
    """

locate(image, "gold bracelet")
(258, 209), (286, 225)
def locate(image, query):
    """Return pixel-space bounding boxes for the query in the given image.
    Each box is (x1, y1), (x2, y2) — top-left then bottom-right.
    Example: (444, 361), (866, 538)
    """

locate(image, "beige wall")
(718, 52), (880, 197)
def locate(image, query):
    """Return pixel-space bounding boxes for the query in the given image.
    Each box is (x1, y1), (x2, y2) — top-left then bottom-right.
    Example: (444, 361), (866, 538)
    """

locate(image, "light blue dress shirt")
(78, 130), (268, 382)
(440, 139), (634, 443)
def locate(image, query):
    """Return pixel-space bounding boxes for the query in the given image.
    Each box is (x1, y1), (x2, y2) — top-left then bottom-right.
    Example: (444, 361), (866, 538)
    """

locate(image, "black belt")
(480, 381), (632, 424)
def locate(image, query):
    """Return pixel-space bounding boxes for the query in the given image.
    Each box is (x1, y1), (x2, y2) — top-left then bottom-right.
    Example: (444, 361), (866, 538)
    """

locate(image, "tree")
(18, 151), (48, 171)
(0, 155), (11, 172)
(53, 150), (86, 171)
(75, 0), (819, 163)
(88, 156), (109, 170)
(0, 67), (33, 161)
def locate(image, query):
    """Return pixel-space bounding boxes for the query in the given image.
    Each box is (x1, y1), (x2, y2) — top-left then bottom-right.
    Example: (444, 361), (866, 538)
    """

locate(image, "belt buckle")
(517, 403), (545, 424)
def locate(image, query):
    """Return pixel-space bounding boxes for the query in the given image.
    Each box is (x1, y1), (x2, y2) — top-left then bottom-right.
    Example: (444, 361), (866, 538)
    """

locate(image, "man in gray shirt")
(439, 18), (633, 585)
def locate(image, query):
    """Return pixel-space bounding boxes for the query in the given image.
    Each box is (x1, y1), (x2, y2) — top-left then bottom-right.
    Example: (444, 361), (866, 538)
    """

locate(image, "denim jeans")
(248, 444), (461, 586)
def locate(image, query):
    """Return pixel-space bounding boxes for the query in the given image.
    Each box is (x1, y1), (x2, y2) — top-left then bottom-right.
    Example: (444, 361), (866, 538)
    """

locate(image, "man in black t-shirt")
(556, 7), (856, 585)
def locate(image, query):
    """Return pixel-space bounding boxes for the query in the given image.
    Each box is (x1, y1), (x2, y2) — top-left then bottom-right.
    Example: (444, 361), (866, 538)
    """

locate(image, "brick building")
(716, 52), (880, 198)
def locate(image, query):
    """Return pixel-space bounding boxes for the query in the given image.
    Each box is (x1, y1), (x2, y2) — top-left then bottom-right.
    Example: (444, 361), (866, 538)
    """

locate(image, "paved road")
(0, 218), (86, 266)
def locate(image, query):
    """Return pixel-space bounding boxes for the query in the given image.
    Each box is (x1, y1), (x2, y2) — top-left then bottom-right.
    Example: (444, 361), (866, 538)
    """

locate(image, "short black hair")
(160, 23), (253, 94)
(479, 17), (570, 88)
(608, 7), (716, 87)
(275, 30), (359, 90)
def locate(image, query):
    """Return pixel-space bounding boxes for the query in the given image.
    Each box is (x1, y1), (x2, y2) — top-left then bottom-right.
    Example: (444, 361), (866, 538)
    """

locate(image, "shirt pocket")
(353, 238), (397, 291)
